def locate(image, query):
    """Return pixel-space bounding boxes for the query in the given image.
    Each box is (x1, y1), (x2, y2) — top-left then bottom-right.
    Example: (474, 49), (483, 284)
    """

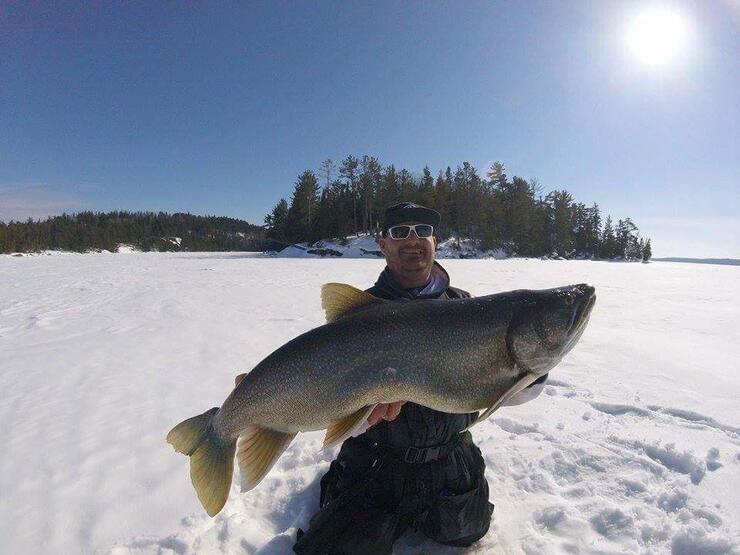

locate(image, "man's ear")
(433, 236), (439, 250)
(379, 236), (387, 256)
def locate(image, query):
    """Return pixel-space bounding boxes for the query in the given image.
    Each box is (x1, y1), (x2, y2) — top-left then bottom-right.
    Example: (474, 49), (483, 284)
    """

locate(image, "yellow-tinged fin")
(465, 372), (541, 430)
(237, 426), (296, 492)
(321, 283), (384, 323)
(323, 404), (377, 448)
(234, 373), (247, 387)
(190, 436), (236, 517)
(166, 407), (237, 517)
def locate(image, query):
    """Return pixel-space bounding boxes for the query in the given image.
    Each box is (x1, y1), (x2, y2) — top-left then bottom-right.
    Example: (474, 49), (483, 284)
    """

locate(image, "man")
(294, 202), (547, 555)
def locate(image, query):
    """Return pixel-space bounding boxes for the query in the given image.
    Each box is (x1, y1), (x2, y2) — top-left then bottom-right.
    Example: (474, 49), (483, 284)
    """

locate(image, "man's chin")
(400, 262), (432, 274)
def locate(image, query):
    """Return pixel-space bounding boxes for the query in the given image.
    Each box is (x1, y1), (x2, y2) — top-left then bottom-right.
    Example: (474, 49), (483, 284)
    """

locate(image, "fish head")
(506, 283), (596, 375)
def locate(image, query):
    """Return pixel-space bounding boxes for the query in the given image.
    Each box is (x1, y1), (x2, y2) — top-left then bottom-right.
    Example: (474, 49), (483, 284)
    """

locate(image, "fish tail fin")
(166, 407), (236, 517)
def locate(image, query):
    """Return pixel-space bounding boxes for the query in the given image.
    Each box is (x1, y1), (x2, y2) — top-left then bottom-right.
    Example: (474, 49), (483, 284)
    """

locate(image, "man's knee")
(418, 482), (494, 547)
(294, 485), (401, 555)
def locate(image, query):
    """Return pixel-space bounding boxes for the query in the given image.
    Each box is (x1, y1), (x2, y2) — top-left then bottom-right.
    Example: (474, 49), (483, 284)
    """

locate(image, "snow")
(1, 254), (738, 554)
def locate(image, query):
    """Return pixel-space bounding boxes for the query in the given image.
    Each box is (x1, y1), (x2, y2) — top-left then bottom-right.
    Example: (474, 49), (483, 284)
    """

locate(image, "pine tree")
(601, 216), (617, 259)
(642, 238), (652, 262)
(264, 199), (289, 244)
(546, 190), (575, 257)
(359, 155), (382, 233)
(418, 166), (436, 209)
(339, 156), (360, 235)
(285, 171), (321, 242)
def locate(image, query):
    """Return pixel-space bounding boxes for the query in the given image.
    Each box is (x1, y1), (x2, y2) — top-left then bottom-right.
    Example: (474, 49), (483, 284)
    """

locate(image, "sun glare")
(627, 8), (687, 66)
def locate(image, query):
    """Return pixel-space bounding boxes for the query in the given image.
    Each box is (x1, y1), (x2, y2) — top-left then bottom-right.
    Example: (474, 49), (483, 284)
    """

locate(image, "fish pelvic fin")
(237, 426), (296, 493)
(166, 407), (236, 517)
(323, 404), (377, 448)
(465, 372), (540, 431)
(321, 283), (384, 323)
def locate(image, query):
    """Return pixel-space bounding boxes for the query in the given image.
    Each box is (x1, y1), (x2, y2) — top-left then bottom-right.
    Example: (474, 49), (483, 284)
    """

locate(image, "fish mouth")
(564, 285), (596, 352)
(569, 284), (596, 335)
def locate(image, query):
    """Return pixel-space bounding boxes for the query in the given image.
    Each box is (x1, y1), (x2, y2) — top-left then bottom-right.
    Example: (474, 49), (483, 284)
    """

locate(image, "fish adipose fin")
(323, 404), (377, 448)
(237, 426), (296, 492)
(321, 283), (385, 323)
(166, 407), (236, 517)
(466, 372), (540, 430)
(234, 373), (247, 387)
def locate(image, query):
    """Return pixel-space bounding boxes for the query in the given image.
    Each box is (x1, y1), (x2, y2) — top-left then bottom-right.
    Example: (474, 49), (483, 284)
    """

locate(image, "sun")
(627, 8), (688, 65)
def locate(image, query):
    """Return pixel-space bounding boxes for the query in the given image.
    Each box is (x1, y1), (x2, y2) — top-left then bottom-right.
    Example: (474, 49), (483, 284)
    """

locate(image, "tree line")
(265, 156), (652, 261)
(0, 211), (271, 254)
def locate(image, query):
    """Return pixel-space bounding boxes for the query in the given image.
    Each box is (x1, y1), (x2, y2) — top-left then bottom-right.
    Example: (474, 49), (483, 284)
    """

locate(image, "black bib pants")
(293, 405), (494, 555)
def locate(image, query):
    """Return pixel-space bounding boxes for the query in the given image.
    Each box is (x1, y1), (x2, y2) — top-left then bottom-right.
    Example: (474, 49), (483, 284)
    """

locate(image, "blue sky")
(1, 1), (738, 257)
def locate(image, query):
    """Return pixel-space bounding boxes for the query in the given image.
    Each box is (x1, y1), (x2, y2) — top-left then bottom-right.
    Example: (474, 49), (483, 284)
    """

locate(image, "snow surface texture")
(1, 254), (738, 554)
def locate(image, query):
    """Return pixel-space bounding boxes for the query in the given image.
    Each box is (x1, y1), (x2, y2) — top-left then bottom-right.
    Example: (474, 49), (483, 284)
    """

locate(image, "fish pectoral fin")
(321, 283), (384, 323)
(237, 426), (296, 493)
(466, 372), (540, 430)
(234, 373), (247, 387)
(323, 404), (377, 448)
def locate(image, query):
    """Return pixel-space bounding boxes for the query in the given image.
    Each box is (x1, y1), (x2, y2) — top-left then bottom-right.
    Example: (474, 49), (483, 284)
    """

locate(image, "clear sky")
(1, 1), (738, 257)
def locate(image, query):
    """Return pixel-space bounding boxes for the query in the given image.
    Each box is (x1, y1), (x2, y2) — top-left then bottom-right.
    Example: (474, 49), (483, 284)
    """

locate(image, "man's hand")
(367, 401), (406, 427)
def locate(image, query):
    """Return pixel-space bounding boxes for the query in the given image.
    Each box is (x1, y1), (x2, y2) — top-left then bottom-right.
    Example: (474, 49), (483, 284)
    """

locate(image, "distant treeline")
(0, 211), (271, 253)
(265, 157), (652, 260)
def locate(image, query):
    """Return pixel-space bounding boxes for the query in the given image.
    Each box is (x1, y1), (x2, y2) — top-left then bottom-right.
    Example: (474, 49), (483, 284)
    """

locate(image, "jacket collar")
(373, 261), (451, 300)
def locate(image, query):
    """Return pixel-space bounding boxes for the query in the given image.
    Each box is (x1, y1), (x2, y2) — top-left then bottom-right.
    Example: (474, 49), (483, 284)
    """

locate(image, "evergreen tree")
(546, 190), (575, 256)
(339, 155), (360, 235)
(359, 155), (382, 233)
(642, 238), (652, 262)
(587, 203), (602, 258)
(264, 199), (289, 244)
(418, 166), (436, 209)
(285, 171), (321, 242)
(601, 216), (617, 258)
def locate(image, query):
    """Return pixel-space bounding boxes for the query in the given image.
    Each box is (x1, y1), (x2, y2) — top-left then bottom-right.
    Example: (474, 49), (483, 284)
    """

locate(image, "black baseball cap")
(382, 202), (441, 233)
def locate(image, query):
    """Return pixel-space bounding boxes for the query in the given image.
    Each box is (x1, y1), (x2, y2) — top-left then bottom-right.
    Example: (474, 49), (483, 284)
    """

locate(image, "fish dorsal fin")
(234, 373), (247, 387)
(465, 372), (540, 430)
(321, 283), (384, 323)
(323, 404), (377, 448)
(237, 426), (296, 492)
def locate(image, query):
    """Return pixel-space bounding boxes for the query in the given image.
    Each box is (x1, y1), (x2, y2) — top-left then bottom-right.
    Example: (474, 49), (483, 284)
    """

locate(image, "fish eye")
(563, 292), (575, 306)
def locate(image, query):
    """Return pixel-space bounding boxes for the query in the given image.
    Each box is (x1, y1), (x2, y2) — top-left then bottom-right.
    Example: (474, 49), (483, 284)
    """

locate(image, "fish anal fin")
(321, 283), (384, 323)
(237, 426), (296, 493)
(234, 373), (247, 387)
(323, 404), (377, 448)
(465, 372), (540, 430)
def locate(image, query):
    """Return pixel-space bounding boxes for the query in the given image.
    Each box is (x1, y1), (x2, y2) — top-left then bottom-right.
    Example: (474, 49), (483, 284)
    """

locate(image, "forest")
(265, 157), (652, 260)
(2, 158), (650, 260)
(0, 211), (269, 253)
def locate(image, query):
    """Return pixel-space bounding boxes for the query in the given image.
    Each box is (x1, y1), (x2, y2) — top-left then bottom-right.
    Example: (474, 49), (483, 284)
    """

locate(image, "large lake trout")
(167, 282), (596, 516)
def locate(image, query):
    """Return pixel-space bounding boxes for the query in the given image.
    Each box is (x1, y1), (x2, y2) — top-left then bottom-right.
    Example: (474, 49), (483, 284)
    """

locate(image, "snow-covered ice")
(1, 253), (738, 554)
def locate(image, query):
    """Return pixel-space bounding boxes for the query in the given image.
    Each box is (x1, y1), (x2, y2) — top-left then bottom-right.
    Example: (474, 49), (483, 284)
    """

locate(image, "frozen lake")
(1, 253), (738, 554)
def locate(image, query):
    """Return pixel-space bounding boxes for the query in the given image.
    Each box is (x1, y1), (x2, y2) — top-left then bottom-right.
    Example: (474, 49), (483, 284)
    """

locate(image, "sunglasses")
(387, 224), (434, 240)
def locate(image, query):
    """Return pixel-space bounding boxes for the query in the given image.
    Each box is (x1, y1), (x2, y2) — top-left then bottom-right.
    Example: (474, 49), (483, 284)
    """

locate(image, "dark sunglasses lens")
(415, 224), (433, 238)
(389, 226), (411, 239)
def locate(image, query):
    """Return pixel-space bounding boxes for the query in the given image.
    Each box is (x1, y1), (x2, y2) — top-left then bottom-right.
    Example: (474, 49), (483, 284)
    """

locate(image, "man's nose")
(406, 228), (424, 241)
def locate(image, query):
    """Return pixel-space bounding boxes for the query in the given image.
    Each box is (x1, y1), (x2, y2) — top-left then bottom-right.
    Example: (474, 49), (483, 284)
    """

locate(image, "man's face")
(379, 221), (438, 287)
